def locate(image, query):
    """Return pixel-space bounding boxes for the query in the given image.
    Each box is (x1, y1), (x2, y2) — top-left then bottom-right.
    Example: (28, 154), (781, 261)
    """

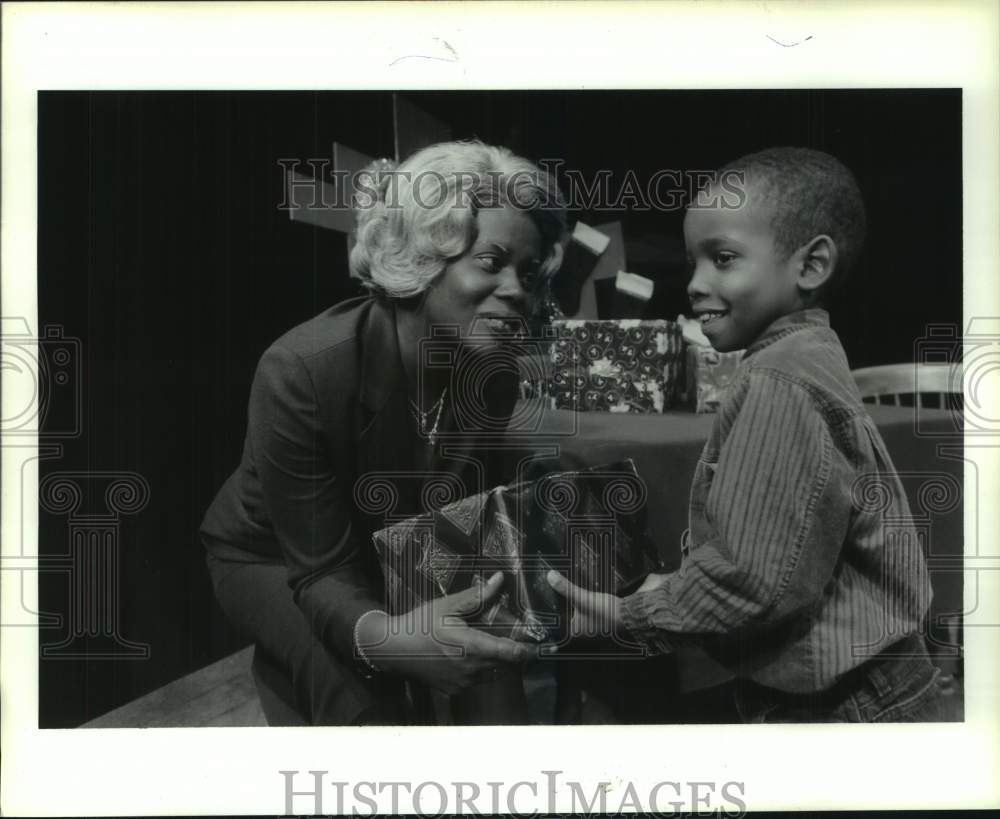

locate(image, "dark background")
(37, 90), (962, 727)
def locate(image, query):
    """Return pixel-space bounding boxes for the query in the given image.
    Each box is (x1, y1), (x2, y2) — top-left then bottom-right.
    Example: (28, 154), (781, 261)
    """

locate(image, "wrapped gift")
(685, 344), (744, 413)
(372, 460), (657, 643)
(548, 319), (684, 413)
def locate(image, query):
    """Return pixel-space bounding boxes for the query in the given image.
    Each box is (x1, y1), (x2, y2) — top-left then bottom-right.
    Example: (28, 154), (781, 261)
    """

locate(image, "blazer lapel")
(356, 300), (419, 525)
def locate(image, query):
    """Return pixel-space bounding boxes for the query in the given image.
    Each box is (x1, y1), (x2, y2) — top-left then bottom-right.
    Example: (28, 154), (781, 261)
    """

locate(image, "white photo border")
(2, 1), (999, 815)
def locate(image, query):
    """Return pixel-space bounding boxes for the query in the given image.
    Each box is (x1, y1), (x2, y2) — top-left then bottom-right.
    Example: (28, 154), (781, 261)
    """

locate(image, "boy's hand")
(546, 570), (624, 640)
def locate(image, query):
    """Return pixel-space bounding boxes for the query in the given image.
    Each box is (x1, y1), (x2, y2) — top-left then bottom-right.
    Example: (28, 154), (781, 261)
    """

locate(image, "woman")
(201, 140), (567, 725)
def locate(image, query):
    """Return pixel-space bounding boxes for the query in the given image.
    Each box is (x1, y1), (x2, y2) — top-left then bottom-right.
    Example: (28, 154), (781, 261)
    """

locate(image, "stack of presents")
(525, 220), (743, 414)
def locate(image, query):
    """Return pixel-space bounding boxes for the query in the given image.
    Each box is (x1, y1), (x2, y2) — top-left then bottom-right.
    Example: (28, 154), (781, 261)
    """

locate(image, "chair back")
(852, 362), (963, 407)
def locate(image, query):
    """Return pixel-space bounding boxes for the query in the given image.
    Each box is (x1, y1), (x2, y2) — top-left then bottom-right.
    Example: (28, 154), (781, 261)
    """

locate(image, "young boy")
(548, 147), (947, 722)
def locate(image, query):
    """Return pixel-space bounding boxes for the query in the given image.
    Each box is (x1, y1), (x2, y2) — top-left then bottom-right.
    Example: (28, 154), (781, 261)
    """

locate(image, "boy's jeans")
(733, 634), (951, 723)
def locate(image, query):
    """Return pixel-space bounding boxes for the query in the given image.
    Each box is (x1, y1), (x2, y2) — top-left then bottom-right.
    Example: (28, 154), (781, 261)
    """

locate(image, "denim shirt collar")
(744, 308), (830, 359)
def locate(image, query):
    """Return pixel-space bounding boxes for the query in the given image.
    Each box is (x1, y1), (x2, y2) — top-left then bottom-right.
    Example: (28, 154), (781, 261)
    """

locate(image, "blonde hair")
(349, 140), (566, 298)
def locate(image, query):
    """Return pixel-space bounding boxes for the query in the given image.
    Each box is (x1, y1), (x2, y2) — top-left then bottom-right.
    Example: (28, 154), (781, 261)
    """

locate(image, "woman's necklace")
(410, 387), (448, 447)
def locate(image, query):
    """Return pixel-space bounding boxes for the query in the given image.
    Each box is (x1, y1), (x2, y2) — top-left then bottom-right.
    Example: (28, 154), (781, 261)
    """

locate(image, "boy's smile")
(684, 187), (806, 352)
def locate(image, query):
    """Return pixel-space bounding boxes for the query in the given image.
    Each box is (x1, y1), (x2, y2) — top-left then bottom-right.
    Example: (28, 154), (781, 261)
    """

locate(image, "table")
(503, 402), (964, 700)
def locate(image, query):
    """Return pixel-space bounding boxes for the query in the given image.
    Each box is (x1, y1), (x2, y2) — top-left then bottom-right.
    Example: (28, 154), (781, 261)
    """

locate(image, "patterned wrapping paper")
(684, 344), (745, 413)
(372, 460), (657, 643)
(548, 319), (685, 413)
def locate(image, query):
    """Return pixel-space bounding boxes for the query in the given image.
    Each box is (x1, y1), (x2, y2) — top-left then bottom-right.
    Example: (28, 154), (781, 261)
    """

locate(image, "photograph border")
(2, 1), (999, 815)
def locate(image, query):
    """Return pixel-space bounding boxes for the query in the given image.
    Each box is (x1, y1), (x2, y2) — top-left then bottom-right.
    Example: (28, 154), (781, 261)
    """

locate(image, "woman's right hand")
(355, 572), (536, 695)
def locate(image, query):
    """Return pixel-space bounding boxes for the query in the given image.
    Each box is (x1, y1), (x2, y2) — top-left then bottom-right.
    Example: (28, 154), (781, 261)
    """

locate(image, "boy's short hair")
(721, 147), (867, 293)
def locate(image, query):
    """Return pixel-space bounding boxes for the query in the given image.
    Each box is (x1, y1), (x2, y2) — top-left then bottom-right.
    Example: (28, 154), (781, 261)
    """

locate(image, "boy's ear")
(796, 234), (838, 294)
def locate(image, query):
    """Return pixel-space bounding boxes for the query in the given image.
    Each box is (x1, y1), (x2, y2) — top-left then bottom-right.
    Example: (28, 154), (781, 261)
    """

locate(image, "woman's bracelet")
(353, 609), (386, 678)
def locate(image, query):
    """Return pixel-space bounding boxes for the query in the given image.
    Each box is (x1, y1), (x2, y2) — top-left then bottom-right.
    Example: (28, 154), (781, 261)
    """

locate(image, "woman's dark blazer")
(201, 295), (514, 668)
